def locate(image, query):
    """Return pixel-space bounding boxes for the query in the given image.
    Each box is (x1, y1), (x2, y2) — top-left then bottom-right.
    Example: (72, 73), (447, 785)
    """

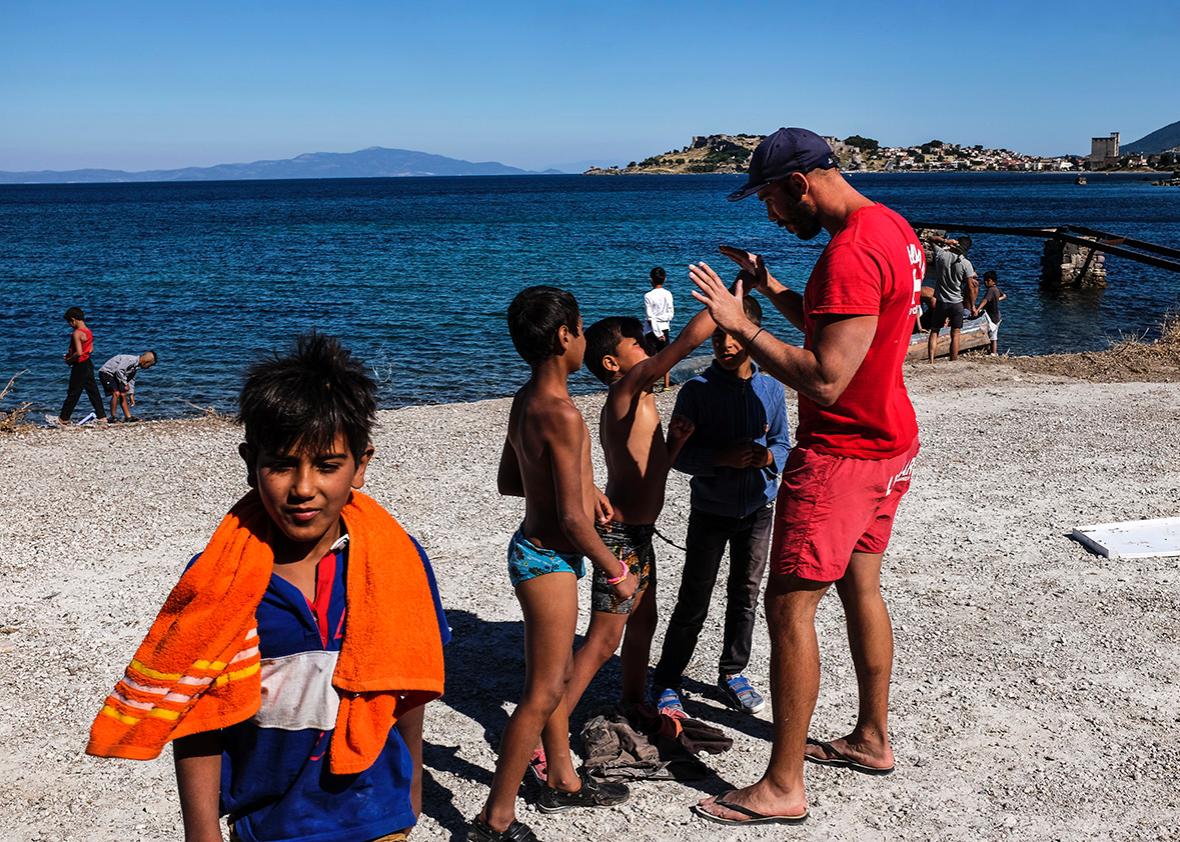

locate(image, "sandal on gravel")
(466, 817), (540, 841)
(692, 792), (809, 826)
(805, 737), (894, 775)
(527, 747), (548, 784)
(537, 768), (630, 813)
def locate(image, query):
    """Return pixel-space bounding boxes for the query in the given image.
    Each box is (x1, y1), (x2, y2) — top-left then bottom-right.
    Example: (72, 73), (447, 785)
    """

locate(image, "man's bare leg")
(696, 575), (827, 820)
(949, 328), (961, 361)
(480, 572), (582, 832)
(926, 329), (938, 364)
(804, 551), (895, 769)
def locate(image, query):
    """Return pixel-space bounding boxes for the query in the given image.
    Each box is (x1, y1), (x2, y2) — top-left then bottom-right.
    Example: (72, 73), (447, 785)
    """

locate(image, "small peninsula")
(586, 129), (1180, 175)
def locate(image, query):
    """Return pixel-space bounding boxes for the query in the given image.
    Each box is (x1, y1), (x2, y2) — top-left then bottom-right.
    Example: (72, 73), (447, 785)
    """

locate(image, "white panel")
(1070, 516), (1180, 560)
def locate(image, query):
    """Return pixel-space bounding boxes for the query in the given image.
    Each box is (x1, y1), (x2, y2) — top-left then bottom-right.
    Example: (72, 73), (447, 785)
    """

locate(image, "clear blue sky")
(2, 0), (1175, 172)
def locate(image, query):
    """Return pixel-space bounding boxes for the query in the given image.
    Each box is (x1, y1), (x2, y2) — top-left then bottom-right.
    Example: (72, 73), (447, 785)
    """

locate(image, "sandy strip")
(0, 359), (1177, 841)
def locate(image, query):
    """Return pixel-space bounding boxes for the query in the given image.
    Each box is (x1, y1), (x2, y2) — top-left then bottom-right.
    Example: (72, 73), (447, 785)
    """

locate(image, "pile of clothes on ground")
(580, 703), (732, 781)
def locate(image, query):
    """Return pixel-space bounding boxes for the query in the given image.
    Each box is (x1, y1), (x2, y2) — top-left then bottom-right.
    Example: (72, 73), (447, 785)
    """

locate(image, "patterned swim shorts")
(507, 529), (586, 587)
(591, 520), (656, 615)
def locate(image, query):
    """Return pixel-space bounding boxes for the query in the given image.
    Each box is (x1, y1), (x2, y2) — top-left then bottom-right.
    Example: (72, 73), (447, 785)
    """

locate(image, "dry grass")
(1008, 314), (1180, 382)
(0, 370), (32, 432)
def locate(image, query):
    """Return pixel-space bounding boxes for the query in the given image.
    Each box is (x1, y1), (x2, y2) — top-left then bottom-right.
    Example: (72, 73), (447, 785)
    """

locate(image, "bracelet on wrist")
(748, 327), (765, 345)
(606, 559), (629, 585)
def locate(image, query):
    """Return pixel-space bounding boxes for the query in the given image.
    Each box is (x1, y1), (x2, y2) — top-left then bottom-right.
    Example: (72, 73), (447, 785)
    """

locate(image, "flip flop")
(805, 737), (895, 775)
(692, 792), (809, 826)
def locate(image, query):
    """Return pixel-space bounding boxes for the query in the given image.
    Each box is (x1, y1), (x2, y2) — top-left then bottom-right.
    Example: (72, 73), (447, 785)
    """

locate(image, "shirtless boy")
(468, 286), (636, 842)
(560, 296), (716, 716)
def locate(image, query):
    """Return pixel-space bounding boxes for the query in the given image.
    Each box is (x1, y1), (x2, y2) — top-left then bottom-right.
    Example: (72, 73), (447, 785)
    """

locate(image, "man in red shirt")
(689, 128), (923, 826)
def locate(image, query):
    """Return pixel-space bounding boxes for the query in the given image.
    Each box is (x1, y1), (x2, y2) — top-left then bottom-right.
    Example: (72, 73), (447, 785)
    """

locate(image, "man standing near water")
(688, 127), (922, 826)
(925, 233), (977, 362)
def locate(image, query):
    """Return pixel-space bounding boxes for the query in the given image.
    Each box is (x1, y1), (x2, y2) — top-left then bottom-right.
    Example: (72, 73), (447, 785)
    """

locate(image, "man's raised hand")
(718, 245), (769, 292)
(689, 262), (750, 336)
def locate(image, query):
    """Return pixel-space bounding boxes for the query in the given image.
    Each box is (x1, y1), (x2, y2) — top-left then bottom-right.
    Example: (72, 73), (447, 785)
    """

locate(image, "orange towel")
(86, 489), (445, 775)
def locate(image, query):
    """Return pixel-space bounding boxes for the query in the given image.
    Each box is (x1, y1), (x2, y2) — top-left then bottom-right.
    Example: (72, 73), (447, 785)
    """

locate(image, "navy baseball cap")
(727, 127), (838, 201)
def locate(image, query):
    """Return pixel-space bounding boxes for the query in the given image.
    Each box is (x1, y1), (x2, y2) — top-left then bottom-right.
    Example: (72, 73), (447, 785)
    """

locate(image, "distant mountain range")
(0, 147), (563, 184)
(1124, 120), (1180, 155)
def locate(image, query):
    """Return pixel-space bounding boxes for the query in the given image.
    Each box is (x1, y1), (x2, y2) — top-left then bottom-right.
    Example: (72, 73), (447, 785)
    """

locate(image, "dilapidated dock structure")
(910, 222), (1180, 288)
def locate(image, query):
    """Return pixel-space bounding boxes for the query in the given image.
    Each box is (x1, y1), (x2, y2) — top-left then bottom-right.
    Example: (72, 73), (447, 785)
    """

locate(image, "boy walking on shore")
(99, 350), (158, 422)
(47, 306), (107, 426)
(652, 295), (790, 718)
(560, 298), (716, 718)
(471, 286), (634, 842)
(87, 334), (448, 842)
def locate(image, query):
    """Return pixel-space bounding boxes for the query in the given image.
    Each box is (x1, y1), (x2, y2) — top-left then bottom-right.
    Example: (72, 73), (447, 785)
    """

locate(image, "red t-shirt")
(796, 203), (923, 459)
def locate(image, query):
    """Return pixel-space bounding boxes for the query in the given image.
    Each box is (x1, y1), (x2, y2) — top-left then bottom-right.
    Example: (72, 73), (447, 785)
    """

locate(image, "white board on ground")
(1070, 516), (1180, 559)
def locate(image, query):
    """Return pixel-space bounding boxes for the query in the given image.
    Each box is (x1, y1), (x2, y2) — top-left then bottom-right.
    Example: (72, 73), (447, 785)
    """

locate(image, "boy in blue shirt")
(90, 334), (448, 842)
(652, 297), (790, 717)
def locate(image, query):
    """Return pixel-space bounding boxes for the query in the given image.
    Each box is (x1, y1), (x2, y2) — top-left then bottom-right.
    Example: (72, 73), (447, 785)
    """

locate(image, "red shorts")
(770, 439), (919, 582)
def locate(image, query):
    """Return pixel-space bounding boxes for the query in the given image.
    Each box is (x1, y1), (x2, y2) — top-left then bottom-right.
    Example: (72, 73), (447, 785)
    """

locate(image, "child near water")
(86, 333), (448, 842)
(468, 286), (635, 842)
(651, 295), (790, 718)
(46, 306), (107, 426)
(972, 270), (1007, 355)
(556, 288), (717, 721)
(98, 350), (158, 422)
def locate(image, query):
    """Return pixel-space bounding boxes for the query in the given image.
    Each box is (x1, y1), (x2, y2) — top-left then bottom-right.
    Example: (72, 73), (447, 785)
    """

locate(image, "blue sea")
(1, 172), (1178, 418)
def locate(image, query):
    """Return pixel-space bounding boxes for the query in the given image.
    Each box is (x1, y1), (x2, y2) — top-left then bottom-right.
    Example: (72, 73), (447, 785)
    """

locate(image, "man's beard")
(787, 199), (823, 240)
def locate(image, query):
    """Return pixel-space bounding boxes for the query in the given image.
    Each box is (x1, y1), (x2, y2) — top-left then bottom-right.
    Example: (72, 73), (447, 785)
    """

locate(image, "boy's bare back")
(504, 381), (598, 553)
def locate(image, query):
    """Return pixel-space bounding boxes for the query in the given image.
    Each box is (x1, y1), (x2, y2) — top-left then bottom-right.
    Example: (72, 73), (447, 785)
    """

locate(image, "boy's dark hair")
(585, 316), (646, 384)
(743, 295), (763, 326)
(650, 267), (666, 285)
(507, 285), (581, 366)
(145, 350), (159, 363)
(64, 306), (85, 322)
(983, 270), (997, 283)
(238, 332), (377, 463)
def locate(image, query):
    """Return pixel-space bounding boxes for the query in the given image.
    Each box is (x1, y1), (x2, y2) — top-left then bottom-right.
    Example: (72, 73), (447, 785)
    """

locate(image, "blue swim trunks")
(507, 529), (585, 586)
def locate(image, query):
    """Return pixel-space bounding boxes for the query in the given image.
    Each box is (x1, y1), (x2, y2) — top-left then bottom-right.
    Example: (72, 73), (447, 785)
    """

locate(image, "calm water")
(1, 173), (1178, 418)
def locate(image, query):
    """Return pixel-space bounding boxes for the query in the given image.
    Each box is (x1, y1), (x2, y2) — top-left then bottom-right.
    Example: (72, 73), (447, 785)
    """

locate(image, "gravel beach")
(1, 358), (1178, 841)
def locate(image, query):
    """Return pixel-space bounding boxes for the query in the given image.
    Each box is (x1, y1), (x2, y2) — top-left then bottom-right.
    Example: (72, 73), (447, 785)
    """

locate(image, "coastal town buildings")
(588, 131), (1175, 176)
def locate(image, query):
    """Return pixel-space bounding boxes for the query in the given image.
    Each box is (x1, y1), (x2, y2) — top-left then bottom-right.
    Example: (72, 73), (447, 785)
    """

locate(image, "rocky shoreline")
(1, 359), (1178, 840)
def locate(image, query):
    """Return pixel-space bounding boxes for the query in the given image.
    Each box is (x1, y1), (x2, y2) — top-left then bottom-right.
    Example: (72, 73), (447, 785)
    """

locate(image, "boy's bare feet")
(804, 734), (894, 774)
(694, 780), (808, 825)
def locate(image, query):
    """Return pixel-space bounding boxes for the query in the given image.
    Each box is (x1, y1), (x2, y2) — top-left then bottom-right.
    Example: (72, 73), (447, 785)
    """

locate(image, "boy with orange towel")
(87, 333), (448, 842)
